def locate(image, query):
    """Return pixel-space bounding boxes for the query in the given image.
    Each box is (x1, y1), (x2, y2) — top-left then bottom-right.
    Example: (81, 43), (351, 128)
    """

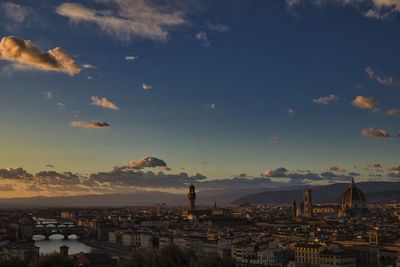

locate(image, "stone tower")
(303, 189), (313, 218)
(188, 183), (196, 210)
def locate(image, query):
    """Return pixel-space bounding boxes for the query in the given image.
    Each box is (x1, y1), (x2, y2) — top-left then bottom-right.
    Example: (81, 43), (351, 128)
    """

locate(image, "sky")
(0, 0), (399, 197)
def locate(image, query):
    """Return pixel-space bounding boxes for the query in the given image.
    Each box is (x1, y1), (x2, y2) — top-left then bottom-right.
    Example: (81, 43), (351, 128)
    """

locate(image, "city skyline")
(1, 0), (400, 198)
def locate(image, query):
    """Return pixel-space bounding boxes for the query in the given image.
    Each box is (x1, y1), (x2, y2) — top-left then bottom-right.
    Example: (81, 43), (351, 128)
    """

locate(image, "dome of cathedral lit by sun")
(339, 178), (368, 217)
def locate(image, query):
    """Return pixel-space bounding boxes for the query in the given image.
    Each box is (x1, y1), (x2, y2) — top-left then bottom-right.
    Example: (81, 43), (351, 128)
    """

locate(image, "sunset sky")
(0, 0), (399, 197)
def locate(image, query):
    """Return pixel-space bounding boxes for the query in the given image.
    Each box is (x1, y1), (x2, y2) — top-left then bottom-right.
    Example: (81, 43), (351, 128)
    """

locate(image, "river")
(33, 234), (93, 255)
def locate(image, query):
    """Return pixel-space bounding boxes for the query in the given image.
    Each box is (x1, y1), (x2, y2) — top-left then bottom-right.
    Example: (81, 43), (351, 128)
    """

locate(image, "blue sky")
(0, 0), (399, 196)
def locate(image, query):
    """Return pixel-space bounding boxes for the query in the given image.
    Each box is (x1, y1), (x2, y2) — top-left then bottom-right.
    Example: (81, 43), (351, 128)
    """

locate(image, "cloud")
(0, 184), (15, 192)
(388, 165), (400, 172)
(365, 66), (393, 86)
(123, 157), (168, 170)
(0, 36), (80, 75)
(320, 171), (353, 181)
(262, 166), (357, 184)
(207, 102), (216, 110)
(361, 128), (390, 138)
(385, 108), (400, 116)
(387, 171), (400, 178)
(262, 167), (289, 177)
(195, 31), (210, 46)
(89, 169), (206, 189)
(125, 56), (138, 61)
(0, 2), (34, 30)
(56, 0), (186, 42)
(43, 90), (52, 100)
(286, 0), (400, 20)
(35, 171), (82, 186)
(82, 64), (96, 69)
(207, 23), (229, 33)
(91, 96), (119, 110)
(0, 167), (33, 180)
(327, 166), (346, 172)
(271, 136), (282, 143)
(142, 83), (152, 91)
(351, 96), (379, 110)
(285, 0), (302, 8)
(288, 108), (295, 115)
(366, 163), (384, 172)
(313, 94), (339, 105)
(69, 121), (110, 129)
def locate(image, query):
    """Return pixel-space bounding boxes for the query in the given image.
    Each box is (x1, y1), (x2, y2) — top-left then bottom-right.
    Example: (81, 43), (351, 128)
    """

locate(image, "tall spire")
(351, 177), (355, 186)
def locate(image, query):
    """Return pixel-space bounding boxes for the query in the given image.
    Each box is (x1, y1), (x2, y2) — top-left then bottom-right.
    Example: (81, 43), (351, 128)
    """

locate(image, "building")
(188, 183), (196, 211)
(294, 243), (324, 267)
(0, 243), (39, 263)
(319, 250), (356, 267)
(303, 189), (313, 218)
(122, 232), (140, 247)
(339, 178), (368, 218)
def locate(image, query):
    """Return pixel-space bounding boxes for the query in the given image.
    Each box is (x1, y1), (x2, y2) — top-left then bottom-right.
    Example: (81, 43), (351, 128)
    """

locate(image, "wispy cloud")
(91, 96), (119, 110)
(125, 56), (138, 61)
(286, 0), (400, 20)
(361, 128), (390, 138)
(120, 156), (169, 170)
(196, 31), (210, 46)
(385, 108), (400, 116)
(0, 36), (80, 76)
(313, 94), (339, 105)
(351, 96), (379, 110)
(56, 0), (186, 42)
(207, 23), (229, 33)
(207, 102), (216, 110)
(271, 136), (282, 143)
(142, 83), (152, 92)
(0, 2), (34, 30)
(82, 64), (96, 69)
(366, 66), (393, 86)
(42, 90), (52, 100)
(69, 121), (110, 129)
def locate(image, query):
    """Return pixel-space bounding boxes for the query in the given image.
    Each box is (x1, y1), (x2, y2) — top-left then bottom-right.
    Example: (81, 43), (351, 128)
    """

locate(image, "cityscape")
(1, 0), (400, 267)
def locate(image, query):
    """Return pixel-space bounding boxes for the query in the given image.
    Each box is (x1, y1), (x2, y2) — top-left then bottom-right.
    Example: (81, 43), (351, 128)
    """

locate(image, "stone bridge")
(33, 224), (87, 240)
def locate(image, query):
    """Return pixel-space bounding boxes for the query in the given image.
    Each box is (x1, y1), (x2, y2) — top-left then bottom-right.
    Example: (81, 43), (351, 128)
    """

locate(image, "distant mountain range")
(232, 181), (400, 205)
(0, 182), (399, 207)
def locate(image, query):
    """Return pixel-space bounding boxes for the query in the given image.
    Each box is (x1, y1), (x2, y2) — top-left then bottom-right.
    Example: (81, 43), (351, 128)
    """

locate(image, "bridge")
(32, 219), (87, 240)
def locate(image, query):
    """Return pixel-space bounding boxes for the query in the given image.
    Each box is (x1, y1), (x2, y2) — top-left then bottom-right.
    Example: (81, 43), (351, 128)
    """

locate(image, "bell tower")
(188, 183), (196, 210)
(303, 189), (313, 218)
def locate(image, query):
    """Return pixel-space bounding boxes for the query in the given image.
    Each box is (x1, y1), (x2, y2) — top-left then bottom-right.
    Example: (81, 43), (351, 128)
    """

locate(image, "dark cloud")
(0, 167), (33, 180)
(387, 172), (400, 179)
(89, 169), (205, 188)
(262, 167), (288, 177)
(69, 121), (110, 128)
(320, 172), (353, 181)
(262, 167), (356, 184)
(35, 171), (82, 186)
(326, 166), (346, 172)
(366, 163), (384, 172)
(123, 157), (168, 170)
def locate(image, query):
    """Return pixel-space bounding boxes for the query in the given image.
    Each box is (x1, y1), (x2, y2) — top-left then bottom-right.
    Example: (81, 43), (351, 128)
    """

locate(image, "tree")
(30, 253), (73, 267)
(189, 254), (236, 267)
(0, 259), (28, 267)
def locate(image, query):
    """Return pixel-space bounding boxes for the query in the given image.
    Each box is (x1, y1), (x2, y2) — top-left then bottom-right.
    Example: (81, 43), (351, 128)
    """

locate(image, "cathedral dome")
(340, 178), (367, 214)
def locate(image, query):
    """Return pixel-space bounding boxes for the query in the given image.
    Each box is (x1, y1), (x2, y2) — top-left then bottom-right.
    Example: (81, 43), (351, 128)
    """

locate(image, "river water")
(33, 234), (92, 255)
